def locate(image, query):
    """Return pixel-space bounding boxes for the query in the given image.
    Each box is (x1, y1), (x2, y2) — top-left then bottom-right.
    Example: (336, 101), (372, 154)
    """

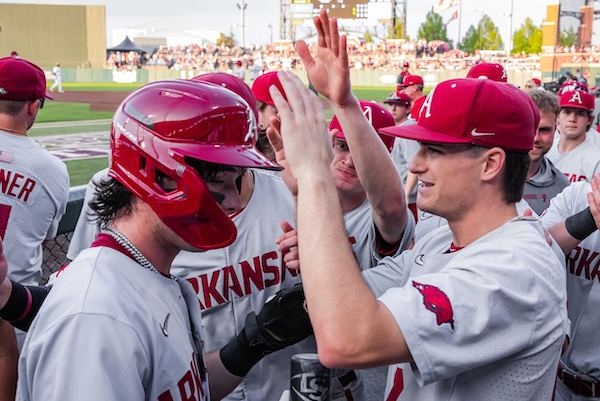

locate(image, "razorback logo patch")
(412, 281), (454, 330)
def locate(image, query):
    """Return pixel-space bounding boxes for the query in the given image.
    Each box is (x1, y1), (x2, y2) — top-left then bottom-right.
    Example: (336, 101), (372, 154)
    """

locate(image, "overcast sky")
(1, 0), (593, 47)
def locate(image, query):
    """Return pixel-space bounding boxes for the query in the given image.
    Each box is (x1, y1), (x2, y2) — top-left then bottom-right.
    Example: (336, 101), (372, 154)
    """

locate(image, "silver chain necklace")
(104, 228), (177, 281)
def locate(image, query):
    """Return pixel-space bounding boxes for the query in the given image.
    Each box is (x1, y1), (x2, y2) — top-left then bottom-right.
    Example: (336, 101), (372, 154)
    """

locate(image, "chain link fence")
(41, 186), (86, 284)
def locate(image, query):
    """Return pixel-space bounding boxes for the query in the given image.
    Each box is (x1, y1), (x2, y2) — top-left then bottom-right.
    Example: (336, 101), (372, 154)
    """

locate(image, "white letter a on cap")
(421, 87), (436, 119)
(569, 91), (583, 104)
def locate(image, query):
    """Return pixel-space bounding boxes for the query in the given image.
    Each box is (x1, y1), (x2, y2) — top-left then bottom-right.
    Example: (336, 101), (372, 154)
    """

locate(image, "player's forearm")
(296, 174), (394, 366)
(330, 101), (407, 236)
(205, 351), (242, 401)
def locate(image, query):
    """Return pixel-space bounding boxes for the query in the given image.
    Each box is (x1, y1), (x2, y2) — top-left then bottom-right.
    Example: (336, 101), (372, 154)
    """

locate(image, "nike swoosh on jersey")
(159, 313), (171, 337)
(471, 129), (495, 137)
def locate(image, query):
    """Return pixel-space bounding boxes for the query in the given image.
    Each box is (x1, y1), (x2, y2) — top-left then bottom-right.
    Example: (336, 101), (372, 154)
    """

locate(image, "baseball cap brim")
(379, 123), (471, 145)
(561, 103), (593, 112)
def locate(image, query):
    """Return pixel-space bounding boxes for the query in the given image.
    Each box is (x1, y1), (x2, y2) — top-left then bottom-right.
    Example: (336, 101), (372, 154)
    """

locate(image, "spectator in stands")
(0, 57), (69, 347)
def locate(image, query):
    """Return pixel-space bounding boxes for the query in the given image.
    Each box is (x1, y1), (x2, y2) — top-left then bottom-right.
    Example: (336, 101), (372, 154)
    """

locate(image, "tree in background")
(216, 33), (234, 47)
(417, 8), (449, 42)
(560, 27), (577, 48)
(512, 18), (542, 54)
(459, 14), (504, 54)
(364, 30), (373, 43)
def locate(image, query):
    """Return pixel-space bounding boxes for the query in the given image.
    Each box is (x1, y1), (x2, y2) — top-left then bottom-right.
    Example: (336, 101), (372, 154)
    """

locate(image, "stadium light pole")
(237, 0), (248, 47)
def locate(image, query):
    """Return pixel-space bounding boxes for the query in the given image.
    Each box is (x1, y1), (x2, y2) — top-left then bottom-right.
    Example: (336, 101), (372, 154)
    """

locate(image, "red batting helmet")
(191, 72), (258, 120)
(110, 79), (279, 250)
(329, 100), (396, 152)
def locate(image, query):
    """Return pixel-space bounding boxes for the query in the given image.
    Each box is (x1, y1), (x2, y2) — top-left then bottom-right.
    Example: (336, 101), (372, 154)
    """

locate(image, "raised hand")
(269, 71), (332, 181)
(294, 9), (354, 108)
(266, 116), (298, 196)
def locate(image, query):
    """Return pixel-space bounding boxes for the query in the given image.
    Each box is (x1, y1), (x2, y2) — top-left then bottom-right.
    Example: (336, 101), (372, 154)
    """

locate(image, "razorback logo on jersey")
(412, 280), (455, 330)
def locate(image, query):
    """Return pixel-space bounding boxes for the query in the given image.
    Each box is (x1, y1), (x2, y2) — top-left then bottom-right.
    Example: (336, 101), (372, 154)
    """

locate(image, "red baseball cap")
(0, 57), (52, 101)
(466, 63), (508, 83)
(380, 78), (539, 153)
(329, 100), (396, 152)
(191, 72), (258, 120)
(559, 80), (588, 94)
(559, 89), (594, 112)
(251, 71), (287, 106)
(398, 74), (424, 88)
(531, 78), (542, 87)
(383, 90), (411, 107)
(411, 95), (426, 118)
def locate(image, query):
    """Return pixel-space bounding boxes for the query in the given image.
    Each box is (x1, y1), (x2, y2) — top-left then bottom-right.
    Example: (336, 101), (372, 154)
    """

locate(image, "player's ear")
(480, 147), (505, 183)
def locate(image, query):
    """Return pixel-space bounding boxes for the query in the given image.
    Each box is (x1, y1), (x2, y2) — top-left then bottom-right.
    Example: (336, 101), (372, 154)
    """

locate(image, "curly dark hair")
(88, 159), (244, 227)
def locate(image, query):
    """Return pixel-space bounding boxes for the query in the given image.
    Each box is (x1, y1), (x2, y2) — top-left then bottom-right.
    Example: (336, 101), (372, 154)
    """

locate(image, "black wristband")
(0, 281), (50, 332)
(0, 280), (29, 322)
(219, 314), (263, 377)
(565, 206), (598, 241)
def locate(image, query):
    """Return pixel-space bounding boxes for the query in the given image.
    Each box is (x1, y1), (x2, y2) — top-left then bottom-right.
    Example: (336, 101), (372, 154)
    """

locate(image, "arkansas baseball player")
(64, 73), (372, 401)
(272, 11), (568, 400)
(0, 57), (69, 287)
(547, 89), (600, 183)
(541, 176), (600, 400)
(0, 57), (69, 348)
(12, 79), (319, 401)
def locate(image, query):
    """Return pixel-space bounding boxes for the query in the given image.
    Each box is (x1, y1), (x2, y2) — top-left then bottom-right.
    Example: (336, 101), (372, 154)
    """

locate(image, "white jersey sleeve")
(0, 132), (69, 285)
(66, 168), (108, 260)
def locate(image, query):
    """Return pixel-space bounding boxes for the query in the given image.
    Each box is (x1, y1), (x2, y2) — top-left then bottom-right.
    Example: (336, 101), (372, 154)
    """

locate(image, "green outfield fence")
(41, 186), (86, 282)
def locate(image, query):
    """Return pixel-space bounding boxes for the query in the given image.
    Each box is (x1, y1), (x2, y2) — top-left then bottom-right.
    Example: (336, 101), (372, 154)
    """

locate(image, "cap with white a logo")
(559, 89), (594, 112)
(379, 78), (539, 152)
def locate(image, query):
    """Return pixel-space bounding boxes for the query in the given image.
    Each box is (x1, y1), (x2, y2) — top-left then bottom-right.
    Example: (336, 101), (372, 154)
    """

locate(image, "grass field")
(65, 157), (108, 186)
(37, 102), (114, 123)
(49, 82), (142, 92)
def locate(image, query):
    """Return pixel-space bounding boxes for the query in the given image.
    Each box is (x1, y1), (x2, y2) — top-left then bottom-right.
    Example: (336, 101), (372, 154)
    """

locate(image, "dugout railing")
(41, 185), (86, 282)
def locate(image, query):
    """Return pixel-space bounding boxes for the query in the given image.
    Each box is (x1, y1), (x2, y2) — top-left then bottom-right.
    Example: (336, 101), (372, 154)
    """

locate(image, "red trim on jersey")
(449, 243), (464, 253)
(91, 233), (132, 259)
(92, 233), (171, 278)
(15, 286), (32, 322)
(374, 226), (401, 257)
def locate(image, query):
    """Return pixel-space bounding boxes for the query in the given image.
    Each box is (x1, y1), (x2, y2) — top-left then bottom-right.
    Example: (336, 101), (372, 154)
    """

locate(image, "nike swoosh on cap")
(471, 129), (495, 137)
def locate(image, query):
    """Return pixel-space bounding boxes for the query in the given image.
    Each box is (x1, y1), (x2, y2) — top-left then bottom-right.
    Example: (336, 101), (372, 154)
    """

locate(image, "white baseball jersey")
(343, 199), (414, 271)
(415, 199), (534, 242)
(362, 218), (569, 401)
(18, 243), (210, 401)
(66, 168), (107, 260)
(171, 169), (307, 401)
(547, 132), (600, 183)
(390, 120), (419, 204)
(0, 130), (69, 285)
(541, 182), (600, 391)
